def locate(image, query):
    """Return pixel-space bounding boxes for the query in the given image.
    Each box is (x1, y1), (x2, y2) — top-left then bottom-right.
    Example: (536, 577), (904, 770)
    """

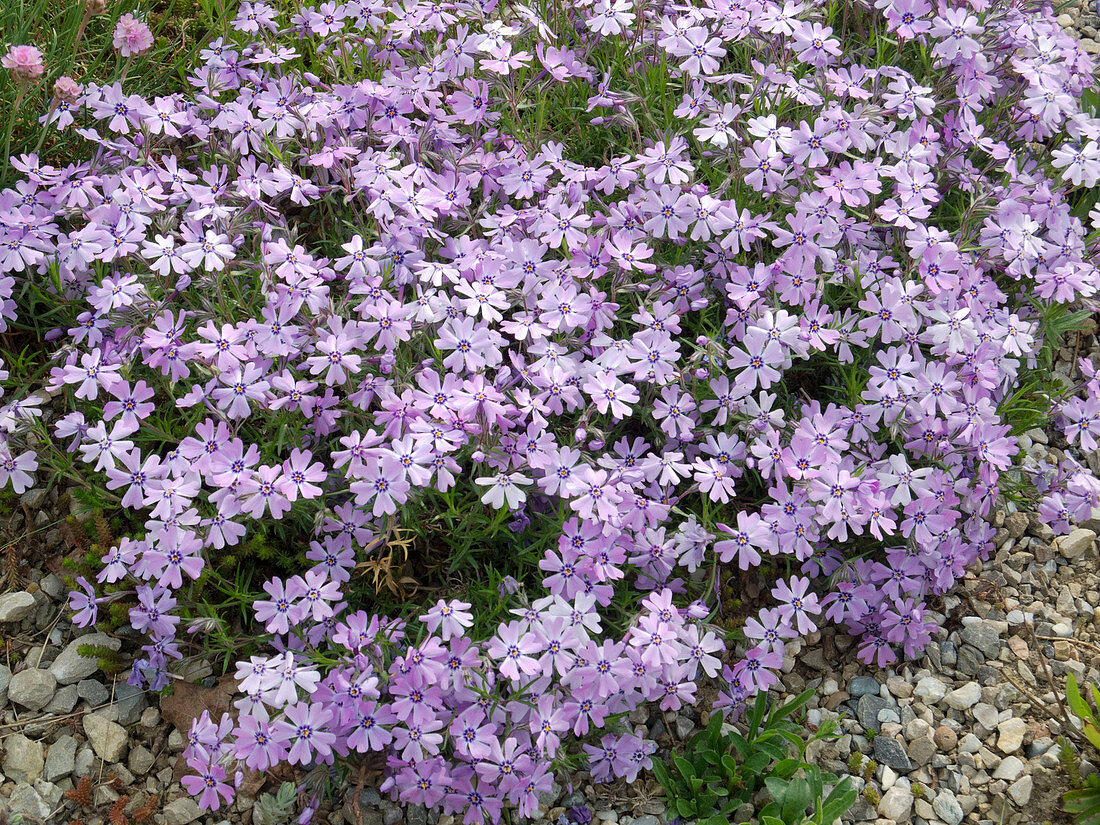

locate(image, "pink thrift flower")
(2, 45), (45, 82)
(113, 13), (154, 57)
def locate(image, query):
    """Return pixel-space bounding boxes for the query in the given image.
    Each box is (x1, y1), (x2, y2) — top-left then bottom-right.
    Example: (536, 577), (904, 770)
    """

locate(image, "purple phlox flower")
(254, 576), (306, 635)
(771, 576), (821, 634)
(182, 760), (234, 810)
(276, 701), (337, 765)
(421, 598), (473, 640)
(68, 576), (100, 627)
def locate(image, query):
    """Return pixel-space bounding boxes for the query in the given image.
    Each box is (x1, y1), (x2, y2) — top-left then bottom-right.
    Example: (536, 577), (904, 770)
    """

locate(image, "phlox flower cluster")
(0, 0), (1097, 821)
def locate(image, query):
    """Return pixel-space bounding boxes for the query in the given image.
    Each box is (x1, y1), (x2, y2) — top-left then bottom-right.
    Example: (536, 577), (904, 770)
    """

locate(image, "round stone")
(934, 726), (958, 751)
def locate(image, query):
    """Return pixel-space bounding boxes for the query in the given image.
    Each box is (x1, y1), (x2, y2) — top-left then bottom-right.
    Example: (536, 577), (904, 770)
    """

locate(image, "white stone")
(880, 764), (898, 790)
(877, 786), (913, 821)
(44, 735), (77, 782)
(945, 682), (981, 710)
(83, 713), (128, 763)
(906, 718), (932, 740)
(0, 591), (36, 622)
(993, 755), (1026, 781)
(997, 717), (1027, 754)
(959, 733), (982, 753)
(1056, 528), (1096, 559)
(1053, 622), (1074, 637)
(128, 744), (155, 776)
(1008, 774), (1034, 806)
(8, 783), (51, 821)
(164, 797), (202, 825)
(8, 667), (57, 711)
(914, 676), (947, 703)
(972, 703), (1001, 730)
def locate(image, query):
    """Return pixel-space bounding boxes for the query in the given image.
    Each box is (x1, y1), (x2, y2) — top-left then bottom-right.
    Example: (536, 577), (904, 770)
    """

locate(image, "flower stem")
(1, 86), (29, 167)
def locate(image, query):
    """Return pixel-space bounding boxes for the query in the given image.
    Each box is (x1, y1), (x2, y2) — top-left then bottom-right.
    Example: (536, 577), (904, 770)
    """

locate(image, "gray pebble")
(44, 683), (78, 714)
(874, 736), (914, 773)
(856, 694), (892, 731)
(849, 676), (881, 698)
(933, 791), (964, 825)
(8, 667), (57, 711)
(44, 735), (77, 782)
(2, 734), (44, 783)
(77, 678), (111, 706)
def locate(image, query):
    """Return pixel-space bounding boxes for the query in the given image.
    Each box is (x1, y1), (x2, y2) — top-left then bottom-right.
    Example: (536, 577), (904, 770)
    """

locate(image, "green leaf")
(721, 753), (740, 779)
(753, 740), (788, 762)
(1068, 674), (1094, 723)
(773, 728), (806, 751)
(729, 731), (752, 758)
(1085, 723), (1100, 753)
(651, 759), (671, 789)
(759, 801), (780, 818)
(769, 688), (813, 724)
(706, 709), (725, 739)
(781, 777), (813, 822)
(764, 776), (789, 800)
(824, 776), (854, 804)
(674, 756), (696, 781)
(748, 691), (767, 736)
(704, 815), (727, 825)
(1063, 786), (1100, 825)
(744, 751), (772, 775)
(806, 766), (823, 801)
(771, 758), (802, 779)
(675, 798), (695, 818)
(1065, 786), (1100, 811)
(823, 785), (858, 822)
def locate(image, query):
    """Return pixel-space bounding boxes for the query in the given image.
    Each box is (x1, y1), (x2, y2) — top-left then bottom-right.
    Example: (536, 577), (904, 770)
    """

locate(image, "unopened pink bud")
(53, 75), (81, 104)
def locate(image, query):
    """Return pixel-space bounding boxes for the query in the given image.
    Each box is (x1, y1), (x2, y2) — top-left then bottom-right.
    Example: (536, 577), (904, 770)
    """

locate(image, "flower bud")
(53, 76), (81, 104)
(86, 0), (107, 15)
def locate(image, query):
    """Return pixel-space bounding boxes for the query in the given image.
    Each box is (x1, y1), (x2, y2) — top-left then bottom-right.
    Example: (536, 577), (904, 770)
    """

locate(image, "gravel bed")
(1059, 0), (1100, 55)
(1, 459), (1096, 825)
